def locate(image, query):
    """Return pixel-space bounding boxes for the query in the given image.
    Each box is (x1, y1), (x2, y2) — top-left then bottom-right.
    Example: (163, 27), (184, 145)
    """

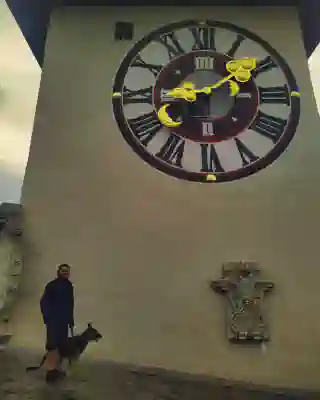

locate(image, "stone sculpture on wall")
(0, 203), (23, 348)
(210, 261), (274, 343)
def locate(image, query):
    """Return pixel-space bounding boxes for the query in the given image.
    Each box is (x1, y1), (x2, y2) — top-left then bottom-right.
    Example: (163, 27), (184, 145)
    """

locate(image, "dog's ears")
(87, 322), (92, 328)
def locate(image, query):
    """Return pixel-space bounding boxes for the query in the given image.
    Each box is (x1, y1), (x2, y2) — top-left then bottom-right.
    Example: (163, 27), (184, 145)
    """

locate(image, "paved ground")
(1, 347), (320, 400)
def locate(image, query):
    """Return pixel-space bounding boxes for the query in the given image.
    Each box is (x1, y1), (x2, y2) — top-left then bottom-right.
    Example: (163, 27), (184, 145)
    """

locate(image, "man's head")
(57, 264), (71, 279)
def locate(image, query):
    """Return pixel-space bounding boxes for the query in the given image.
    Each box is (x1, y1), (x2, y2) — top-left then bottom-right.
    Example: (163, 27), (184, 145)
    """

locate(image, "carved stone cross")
(210, 261), (274, 343)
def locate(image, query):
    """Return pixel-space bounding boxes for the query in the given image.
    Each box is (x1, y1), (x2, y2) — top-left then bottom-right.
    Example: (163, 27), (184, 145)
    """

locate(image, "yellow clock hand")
(226, 57), (257, 82)
(167, 77), (237, 101)
(195, 58), (257, 95)
(165, 58), (256, 101)
(228, 80), (240, 96)
(168, 82), (197, 102)
(202, 74), (235, 92)
(157, 104), (182, 127)
(194, 78), (240, 97)
(194, 75), (237, 95)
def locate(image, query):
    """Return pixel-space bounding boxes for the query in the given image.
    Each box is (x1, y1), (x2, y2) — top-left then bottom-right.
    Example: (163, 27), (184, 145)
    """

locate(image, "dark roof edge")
(4, 1), (319, 68)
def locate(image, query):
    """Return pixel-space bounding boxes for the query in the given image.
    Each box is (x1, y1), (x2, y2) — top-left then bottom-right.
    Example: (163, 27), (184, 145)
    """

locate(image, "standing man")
(40, 264), (74, 368)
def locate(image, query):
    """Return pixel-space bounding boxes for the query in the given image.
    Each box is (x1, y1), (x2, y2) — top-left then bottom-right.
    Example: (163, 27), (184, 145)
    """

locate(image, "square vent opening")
(114, 22), (134, 41)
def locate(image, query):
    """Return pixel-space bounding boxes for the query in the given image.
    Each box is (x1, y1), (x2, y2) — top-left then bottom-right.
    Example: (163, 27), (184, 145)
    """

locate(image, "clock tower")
(18, 6), (320, 391)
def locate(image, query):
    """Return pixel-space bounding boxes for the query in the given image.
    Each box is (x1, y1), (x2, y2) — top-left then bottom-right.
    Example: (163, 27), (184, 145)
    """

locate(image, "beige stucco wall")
(13, 6), (320, 389)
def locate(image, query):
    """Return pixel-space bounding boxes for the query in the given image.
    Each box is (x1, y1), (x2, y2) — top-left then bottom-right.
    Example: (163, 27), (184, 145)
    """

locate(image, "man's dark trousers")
(45, 320), (69, 351)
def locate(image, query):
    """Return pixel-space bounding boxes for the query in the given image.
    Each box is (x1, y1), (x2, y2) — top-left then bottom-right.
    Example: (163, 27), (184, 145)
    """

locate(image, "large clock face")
(112, 19), (300, 183)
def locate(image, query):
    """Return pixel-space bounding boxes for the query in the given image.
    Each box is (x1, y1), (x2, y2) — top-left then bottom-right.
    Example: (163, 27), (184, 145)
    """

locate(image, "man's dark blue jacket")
(40, 278), (74, 326)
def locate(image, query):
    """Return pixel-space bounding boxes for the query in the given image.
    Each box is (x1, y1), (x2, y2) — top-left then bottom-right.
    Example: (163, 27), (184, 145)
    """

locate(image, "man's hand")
(69, 325), (75, 337)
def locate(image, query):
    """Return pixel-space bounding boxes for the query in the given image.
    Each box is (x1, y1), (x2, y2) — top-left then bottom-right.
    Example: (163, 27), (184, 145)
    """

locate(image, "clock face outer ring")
(112, 19), (300, 183)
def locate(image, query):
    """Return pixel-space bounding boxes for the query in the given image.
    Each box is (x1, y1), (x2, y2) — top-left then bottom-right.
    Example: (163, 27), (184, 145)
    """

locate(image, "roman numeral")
(190, 27), (216, 50)
(160, 89), (178, 103)
(155, 134), (185, 167)
(234, 138), (259, 166)
(226, 34), (245, 58)
(202, 121), (215, 136)
(123, 86), (153, 105)
(258, 85), (290, 105)
(250, 111), (287, 143)
(252, 56), (277, 78)
(195, 56), (214, 70)
(237, 93), (252, 99)
(200, 143), (224, 173)
(131, 54), (163, 77)
(128, 112), (162, 146)
(156, 33), (185, 60)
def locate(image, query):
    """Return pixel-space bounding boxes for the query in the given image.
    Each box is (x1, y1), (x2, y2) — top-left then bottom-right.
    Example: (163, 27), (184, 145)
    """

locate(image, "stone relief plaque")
(210, 261), (274, 343)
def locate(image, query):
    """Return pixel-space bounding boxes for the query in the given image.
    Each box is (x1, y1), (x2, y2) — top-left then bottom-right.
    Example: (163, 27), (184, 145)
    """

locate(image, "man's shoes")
(44, 349), (60, 370)
(45, 368), (65, 384)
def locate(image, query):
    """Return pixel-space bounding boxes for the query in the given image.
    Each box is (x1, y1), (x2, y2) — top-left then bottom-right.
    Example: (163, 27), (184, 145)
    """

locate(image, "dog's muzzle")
(96, 334), (102, 342)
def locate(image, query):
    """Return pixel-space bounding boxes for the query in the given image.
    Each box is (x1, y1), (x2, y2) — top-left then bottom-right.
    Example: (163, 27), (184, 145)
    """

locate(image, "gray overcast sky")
(0, 3), (319, 204)
(0, 2), (40, 203)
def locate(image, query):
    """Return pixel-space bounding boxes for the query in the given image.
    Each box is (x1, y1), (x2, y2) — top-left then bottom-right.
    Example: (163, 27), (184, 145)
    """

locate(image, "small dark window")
(114, 22), (134, 41)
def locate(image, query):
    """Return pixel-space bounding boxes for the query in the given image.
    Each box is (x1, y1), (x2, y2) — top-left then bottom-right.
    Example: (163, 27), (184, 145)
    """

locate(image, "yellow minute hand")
(195, 74), (234, 93)
(194, 75), (239, 97)
(166, 58), (257, 102)
(195, 58), (257, 95)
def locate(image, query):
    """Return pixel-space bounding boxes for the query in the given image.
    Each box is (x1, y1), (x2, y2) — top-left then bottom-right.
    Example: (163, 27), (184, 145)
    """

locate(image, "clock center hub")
(181, 70), (235, 119)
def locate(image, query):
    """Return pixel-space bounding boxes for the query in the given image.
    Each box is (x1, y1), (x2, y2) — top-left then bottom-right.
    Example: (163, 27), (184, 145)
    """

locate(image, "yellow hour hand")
(168, 82), (197, 102)
(157, 104), (182, 127)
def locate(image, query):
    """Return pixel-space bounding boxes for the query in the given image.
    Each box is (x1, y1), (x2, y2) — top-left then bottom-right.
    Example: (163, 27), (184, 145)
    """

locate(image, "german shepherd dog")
(26, 323), (102, 382)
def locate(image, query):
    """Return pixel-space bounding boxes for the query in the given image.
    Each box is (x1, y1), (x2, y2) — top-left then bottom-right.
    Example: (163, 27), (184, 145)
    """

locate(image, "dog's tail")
(26, 355), (46, 371)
